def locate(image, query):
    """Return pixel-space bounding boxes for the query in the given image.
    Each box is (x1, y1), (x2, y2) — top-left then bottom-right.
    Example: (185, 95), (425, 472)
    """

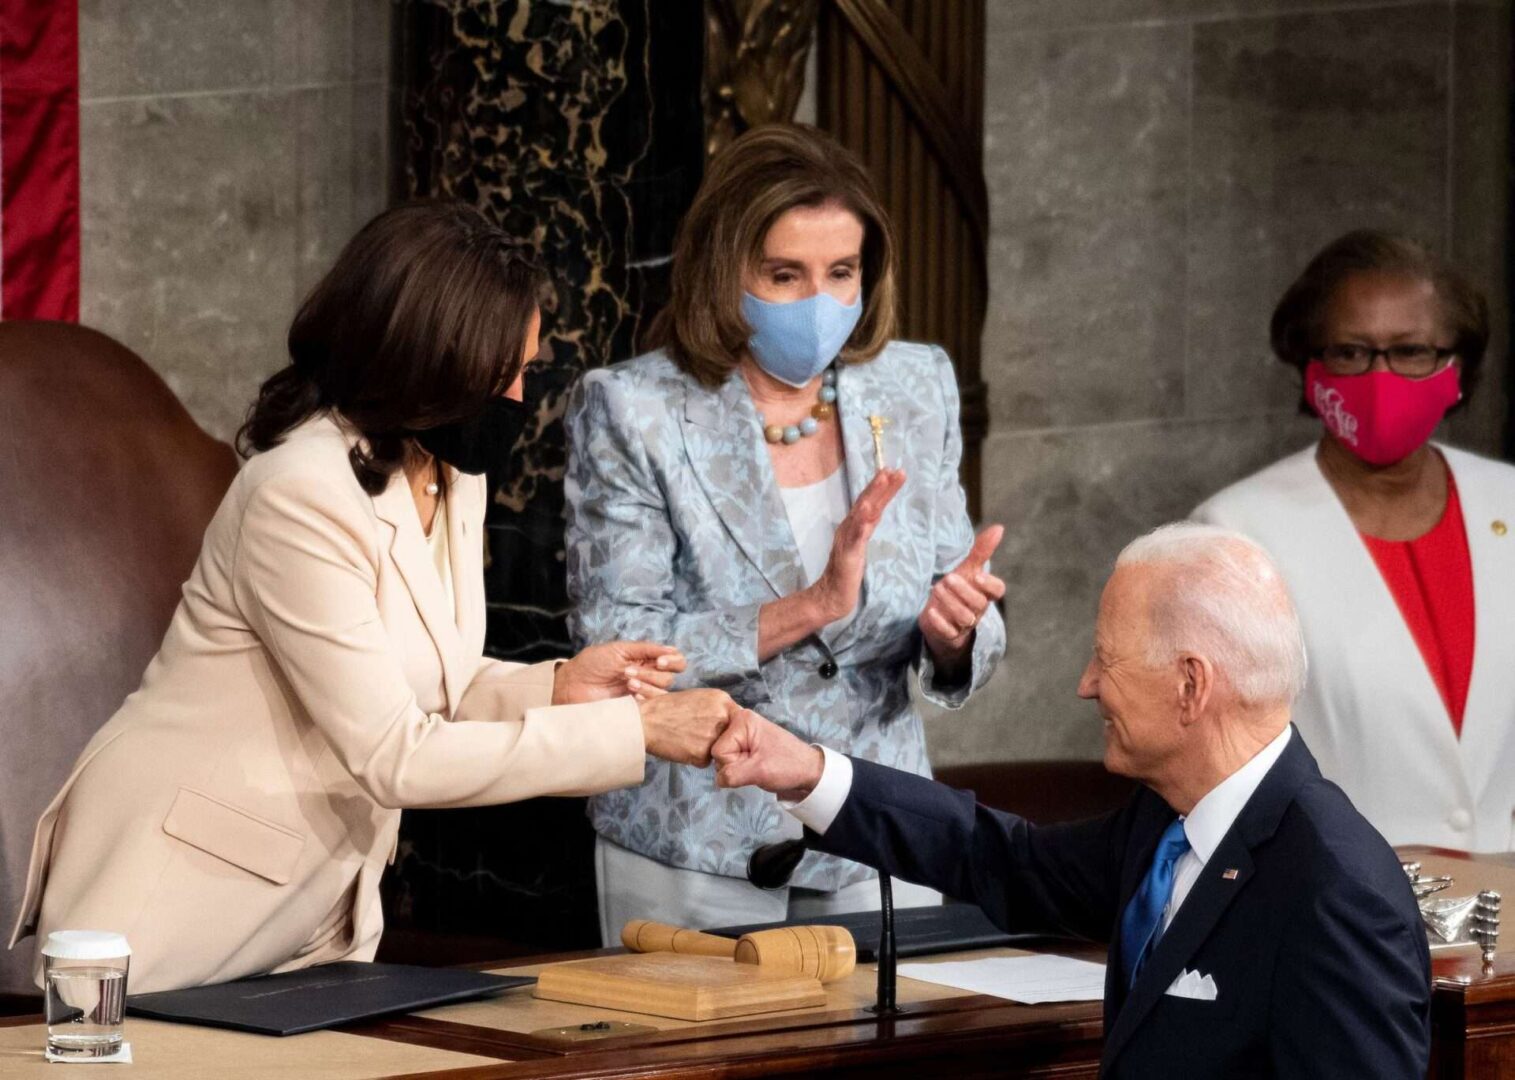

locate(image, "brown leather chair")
(0, 321), (237, 1005)
(934, 760), (1137, 825)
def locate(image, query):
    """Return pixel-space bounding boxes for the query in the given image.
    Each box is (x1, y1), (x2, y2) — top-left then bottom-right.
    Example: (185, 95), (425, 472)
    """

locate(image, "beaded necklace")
(758, 367), (838, 445)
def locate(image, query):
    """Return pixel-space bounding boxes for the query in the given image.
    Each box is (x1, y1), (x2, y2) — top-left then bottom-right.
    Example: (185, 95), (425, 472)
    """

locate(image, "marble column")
(384, 0), (705, 951)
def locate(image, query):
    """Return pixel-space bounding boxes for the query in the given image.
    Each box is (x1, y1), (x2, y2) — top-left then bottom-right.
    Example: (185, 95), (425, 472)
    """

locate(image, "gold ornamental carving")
(704, 0), (820, 158)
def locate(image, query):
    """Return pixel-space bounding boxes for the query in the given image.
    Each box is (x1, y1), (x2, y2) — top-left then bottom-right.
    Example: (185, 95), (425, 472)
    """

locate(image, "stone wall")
(924, 0), (1512, 766)
(77, 0), (394, 441)
(72, 1), (1511, 770)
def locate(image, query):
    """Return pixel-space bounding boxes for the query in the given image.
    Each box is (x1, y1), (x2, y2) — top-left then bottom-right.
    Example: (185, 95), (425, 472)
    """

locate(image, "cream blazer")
(8, 415), (645, 992)
(1195, 444), (1515, 851)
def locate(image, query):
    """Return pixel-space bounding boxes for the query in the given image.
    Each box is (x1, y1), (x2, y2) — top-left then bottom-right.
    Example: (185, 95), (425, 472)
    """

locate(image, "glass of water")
(42, 930), (130, 1059)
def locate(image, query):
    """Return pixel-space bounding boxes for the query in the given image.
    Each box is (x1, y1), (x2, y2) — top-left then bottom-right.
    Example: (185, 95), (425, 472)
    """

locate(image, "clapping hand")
(808, 468), (906, 624)
(712, 709), (824, 802)
(919, 525), (1006, 668)
(554, 640), (687, 705)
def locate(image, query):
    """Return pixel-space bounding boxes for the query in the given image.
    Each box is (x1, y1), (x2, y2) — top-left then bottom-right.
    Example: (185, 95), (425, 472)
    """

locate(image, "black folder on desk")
(710, 903), (1042, 963)
(126, 961), (532, 1036)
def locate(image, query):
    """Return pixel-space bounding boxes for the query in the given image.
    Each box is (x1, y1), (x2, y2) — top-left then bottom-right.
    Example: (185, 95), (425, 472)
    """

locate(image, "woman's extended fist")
(638, 689), (740, 767)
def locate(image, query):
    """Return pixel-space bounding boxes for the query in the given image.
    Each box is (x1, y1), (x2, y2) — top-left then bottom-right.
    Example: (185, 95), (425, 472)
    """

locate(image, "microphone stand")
(748, 839), (900, 1016)
(871, 873), (898, 1015)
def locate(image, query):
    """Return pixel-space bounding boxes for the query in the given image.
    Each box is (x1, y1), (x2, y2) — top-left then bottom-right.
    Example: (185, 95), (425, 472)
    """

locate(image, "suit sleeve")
(915, 346), (1006, 707)
(809, 757), (1130, 941)
(564, 371), (762, 690)
(458, 657), (563, 726)
(232, 469), (646, 810)
(1269, 879), (1431, 1079)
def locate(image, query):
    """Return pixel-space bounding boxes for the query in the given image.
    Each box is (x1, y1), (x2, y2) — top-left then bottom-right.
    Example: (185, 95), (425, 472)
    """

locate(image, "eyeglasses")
(1314, 343), (1456, 378)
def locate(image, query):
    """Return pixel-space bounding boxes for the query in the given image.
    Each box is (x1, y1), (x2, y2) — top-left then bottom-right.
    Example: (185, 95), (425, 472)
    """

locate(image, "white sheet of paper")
(898, 955), (1107, 1005)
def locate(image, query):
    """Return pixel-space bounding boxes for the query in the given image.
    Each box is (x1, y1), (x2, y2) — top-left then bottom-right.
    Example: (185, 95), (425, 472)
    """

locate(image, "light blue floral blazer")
(564, 341), (1006, 891)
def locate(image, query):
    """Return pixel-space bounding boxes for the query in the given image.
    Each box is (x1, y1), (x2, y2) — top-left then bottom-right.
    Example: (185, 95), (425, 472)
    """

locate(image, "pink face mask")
(1304, 361), (1461, 466)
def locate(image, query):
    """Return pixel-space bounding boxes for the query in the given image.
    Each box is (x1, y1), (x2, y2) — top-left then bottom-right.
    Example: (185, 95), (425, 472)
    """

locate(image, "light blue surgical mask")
(741, 290), (863, 388)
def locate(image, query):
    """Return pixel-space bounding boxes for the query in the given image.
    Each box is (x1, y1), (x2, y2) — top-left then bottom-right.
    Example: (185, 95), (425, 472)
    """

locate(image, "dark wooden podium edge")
(376, 1001), (1107, 1080)
(352, 990), (1094, 1061)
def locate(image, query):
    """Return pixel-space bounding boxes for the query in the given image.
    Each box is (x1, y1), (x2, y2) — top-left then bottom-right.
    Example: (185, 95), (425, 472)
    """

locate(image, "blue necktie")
(1119, 818), (1190, 987)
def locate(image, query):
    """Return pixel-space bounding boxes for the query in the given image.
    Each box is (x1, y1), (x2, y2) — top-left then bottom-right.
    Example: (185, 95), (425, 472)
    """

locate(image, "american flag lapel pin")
(1222, 868), (1240, 880)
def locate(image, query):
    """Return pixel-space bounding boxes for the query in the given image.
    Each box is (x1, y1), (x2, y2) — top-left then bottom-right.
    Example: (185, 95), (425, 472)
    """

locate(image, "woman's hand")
(639, 689), (740, 767)
(553, 641), (687, 705)
(919, 525), (1006, 671)
(807, 468), (906, 624)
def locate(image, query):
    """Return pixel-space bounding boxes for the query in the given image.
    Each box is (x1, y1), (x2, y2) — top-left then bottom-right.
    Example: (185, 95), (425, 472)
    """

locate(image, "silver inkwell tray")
(1403, 861), (1501, 966)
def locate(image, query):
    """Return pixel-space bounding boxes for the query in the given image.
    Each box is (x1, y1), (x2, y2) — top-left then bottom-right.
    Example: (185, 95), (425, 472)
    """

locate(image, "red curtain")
(0, 0), (79, 321)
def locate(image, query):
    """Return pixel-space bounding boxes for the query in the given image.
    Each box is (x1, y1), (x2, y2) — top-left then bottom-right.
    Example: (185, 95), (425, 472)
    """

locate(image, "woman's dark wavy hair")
(237, 200), (546, 493)
(1270, 229), (1490, 414)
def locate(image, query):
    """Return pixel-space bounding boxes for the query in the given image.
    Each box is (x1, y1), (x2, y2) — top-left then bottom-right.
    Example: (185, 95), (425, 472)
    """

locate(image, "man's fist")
(712, 709), (825, 801)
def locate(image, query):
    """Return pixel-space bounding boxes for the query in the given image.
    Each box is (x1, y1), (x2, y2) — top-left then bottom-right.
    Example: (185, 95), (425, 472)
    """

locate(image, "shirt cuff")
(781, 745), (853, 835)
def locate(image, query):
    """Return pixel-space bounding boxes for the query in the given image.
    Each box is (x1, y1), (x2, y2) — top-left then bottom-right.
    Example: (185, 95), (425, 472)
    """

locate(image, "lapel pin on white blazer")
(1494, 520), (1507, 536)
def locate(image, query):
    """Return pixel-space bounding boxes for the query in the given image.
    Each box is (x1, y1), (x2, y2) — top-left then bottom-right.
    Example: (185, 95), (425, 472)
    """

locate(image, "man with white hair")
(712, 523), (1430, 1078)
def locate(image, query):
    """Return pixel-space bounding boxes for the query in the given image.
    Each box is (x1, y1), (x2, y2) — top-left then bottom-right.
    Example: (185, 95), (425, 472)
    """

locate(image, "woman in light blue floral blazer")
(565, 125), (1007, 941)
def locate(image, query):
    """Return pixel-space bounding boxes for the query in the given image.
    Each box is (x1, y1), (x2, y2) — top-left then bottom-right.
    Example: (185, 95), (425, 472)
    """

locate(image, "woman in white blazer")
(9, 203), (737, 993)
(1195, 230), (1515, 851)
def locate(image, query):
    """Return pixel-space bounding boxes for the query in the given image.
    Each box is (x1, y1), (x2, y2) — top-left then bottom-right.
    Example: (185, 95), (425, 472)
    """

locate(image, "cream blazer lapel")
(369, 471), (469, 715)
(1444, 447), (1515, 806)
(445, 471), (486, 660)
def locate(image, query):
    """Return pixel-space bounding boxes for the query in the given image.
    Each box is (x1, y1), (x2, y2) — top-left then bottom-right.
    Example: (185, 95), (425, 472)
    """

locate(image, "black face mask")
(413, 397), (532, 476)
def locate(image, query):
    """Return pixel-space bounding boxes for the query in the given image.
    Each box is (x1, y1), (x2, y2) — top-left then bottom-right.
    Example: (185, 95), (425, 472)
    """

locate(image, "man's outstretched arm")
(714, 710), (1132, 942)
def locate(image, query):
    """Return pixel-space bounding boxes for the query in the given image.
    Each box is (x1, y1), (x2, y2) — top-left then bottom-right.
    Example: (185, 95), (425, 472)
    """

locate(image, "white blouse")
(780, 464), (850, 587)
(425, 491), (455, 620)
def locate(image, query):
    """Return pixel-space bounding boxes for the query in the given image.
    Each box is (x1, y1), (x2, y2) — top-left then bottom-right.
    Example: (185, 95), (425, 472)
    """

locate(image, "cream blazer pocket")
(161, 788), (306, 886)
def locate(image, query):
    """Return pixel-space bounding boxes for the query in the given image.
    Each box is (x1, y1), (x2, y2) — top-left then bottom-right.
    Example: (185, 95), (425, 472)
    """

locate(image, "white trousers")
(595, 835), (941, 947)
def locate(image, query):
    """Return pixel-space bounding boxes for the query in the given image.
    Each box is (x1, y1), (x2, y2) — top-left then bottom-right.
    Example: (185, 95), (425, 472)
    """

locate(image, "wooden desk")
(3, 847), (1511, 1078)
(361, 943), (1106, 1079)
(0, 943), (1106, 1080)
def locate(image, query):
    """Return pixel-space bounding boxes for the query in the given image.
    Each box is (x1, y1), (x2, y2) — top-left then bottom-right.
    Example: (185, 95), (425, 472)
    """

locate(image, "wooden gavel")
(621, 920), (856, 983)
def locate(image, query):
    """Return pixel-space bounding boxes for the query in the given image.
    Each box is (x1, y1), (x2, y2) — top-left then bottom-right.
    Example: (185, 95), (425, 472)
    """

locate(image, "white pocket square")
(1165, 968), (1219, 1001)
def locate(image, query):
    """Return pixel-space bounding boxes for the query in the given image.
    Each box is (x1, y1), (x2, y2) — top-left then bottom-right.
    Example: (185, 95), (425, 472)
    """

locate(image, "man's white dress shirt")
(787, 726), (1294, 932)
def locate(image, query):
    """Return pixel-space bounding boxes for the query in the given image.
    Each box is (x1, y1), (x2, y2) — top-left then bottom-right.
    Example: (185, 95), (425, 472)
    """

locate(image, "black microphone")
(748, 838), (807, 891)
(746, 839), (900, 1015)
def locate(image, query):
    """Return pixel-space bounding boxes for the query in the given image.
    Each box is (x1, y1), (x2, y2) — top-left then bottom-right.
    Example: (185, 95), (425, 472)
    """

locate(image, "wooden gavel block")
(621, 919), (856, 983)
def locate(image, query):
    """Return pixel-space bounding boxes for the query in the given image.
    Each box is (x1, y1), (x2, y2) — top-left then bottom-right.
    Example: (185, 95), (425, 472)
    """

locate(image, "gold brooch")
(867, 415), (890, 471)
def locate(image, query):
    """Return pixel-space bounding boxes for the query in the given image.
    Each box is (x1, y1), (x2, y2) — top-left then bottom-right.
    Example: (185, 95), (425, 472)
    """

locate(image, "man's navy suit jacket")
(808, 729), (1430, 1078)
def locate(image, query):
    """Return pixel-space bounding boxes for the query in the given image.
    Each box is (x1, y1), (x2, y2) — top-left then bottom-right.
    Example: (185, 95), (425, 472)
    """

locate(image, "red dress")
(1359, 474), (1476, 735)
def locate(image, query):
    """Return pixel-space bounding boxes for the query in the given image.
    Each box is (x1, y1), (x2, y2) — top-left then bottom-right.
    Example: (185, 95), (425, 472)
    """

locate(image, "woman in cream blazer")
(9, 204), (734, 993)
